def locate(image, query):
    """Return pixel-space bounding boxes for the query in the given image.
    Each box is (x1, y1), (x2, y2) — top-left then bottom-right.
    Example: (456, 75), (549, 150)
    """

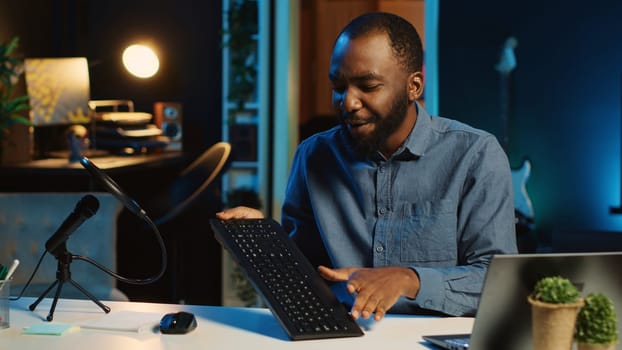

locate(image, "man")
(217, 12), (517, 321)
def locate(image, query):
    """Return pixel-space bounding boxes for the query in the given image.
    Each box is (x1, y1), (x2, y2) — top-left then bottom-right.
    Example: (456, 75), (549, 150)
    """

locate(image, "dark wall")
(439, 0), (622, 240)
(7, 0), (622, 244)
(0, 0), (223, 159)
(1, 0), (225, 304)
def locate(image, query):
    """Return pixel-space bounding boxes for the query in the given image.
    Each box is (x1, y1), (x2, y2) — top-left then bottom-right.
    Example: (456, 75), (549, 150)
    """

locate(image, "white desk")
(1, 297), (474, 349)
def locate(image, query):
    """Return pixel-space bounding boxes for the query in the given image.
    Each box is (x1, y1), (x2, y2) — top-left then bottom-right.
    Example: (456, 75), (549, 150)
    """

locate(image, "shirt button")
(375, 246), (384, 253)
(379, 208), (386, 215)
(379, 166), (385, 173)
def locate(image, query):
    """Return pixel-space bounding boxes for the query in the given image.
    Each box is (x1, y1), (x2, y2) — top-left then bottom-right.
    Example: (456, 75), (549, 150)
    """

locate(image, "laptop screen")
(425, 252), (622, 350)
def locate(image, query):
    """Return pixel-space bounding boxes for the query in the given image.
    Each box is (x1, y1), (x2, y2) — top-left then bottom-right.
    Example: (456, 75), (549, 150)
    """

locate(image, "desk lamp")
(122, 44), (159, 79)
(89, 43), (168, 154)
(120, 43), (182, 152)
(24, 57), (91, 159)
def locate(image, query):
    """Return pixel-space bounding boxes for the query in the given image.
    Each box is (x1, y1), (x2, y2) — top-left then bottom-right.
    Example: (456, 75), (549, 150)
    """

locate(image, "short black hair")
(337, 12), (423, 73)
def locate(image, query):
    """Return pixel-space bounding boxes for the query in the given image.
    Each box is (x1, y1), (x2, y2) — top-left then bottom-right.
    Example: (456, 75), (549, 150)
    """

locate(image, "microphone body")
(45, 194), (100, 255)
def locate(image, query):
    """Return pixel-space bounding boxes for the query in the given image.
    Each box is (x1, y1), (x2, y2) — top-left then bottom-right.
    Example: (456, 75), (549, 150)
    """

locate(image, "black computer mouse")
(159, 311), (197, 334)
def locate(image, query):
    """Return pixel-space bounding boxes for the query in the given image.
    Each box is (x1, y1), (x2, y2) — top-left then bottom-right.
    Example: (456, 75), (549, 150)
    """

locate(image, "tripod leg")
(46, 279), (67, 321)
(29, 280), (59, 311)
(67, 279), (110, 313)
(31, 248), (112, 320)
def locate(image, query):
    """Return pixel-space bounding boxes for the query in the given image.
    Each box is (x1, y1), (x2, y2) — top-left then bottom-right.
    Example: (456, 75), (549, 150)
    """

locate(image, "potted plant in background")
(576, 293), (619, 350)
(225, 188), (262, 306)
(222, 0), (258, 115)
(528, 275), (585, 350)
(0, 36), (30, 164)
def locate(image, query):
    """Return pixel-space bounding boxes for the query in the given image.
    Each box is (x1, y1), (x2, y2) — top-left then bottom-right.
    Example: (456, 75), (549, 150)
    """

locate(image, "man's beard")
(345, 92), (410, 158)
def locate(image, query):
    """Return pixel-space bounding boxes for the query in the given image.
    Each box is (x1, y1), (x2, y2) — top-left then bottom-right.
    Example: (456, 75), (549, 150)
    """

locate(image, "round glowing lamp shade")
(122, 44), (160, 78)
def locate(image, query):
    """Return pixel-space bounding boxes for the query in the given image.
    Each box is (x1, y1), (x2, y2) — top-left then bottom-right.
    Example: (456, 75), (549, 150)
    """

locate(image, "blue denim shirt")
(282, 103), (517, 316)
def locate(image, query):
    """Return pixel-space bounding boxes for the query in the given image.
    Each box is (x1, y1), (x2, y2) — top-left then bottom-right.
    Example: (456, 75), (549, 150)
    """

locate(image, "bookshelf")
(220, 0), (270, 306)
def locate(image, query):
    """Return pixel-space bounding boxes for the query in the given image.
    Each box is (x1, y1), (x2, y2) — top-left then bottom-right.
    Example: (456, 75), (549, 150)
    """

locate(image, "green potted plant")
(222, 0), (258, 114)
(528, 275), (585, 350)
(576, 293), (619, 350)
(0, 36), (30, 163)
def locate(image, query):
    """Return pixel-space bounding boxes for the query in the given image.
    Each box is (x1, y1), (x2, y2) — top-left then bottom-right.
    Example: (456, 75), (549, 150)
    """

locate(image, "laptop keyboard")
(446, 337), (470, 348)
(210, 218), (364, 340)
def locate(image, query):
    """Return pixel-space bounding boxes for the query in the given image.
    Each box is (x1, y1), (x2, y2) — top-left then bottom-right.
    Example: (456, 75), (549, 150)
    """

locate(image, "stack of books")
(93, 112), (170, 154)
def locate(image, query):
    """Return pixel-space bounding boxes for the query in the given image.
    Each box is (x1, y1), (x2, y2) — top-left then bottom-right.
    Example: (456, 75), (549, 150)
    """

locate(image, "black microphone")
(45, 194), (100, 255)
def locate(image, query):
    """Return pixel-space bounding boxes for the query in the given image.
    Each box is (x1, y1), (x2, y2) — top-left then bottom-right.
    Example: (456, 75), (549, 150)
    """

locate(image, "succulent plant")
(530, 275), (580, 304)
(576, 293), (619, 346)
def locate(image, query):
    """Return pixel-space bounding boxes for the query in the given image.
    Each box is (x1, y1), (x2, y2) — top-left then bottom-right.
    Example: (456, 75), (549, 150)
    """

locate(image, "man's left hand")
(318, 265), (420, 321)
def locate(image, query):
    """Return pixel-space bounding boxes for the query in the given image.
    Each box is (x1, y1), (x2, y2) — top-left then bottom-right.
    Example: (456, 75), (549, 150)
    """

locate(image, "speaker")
(154, 102), (183, 151)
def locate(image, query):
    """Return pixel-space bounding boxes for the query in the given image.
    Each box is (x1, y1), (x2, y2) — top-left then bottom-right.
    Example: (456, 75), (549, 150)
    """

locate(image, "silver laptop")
(423, 252), (622, 350)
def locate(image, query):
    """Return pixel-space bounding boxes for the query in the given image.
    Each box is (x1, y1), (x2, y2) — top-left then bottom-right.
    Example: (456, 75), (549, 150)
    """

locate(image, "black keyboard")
(210, 218), (364, 340)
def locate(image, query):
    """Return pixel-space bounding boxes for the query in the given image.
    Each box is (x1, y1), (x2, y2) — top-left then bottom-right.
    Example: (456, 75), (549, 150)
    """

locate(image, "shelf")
(221, 0), (269, 307)
(225, 101), (260, 110)
(230, 161), (259, 169)
(226, 113), (258, 125)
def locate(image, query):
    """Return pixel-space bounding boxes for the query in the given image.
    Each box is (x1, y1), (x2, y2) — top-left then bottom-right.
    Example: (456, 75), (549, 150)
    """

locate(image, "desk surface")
(0, 151), (186, 193)
(1, 151), (185, 175)
(2, 297), (474, 349)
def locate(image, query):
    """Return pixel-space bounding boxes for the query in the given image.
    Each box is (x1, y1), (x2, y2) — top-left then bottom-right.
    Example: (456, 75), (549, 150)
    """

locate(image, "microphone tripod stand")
(29, 242), (110, 321)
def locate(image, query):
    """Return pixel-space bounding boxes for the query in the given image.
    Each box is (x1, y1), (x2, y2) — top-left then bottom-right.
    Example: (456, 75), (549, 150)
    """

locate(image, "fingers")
(346, 267), (419, 321)
(317, 265), (356, 282)
(317, 266), (385, 319)
(353, 294), (380, 320)
(349, 287), (390, 321)
(215, 206), (264, 220)
(322, 268), (386, 320)
(373, 305), (388, 321)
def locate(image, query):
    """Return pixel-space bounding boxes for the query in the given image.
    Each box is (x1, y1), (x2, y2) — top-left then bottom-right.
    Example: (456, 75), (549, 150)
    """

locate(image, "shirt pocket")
(399, 199), (457, 264)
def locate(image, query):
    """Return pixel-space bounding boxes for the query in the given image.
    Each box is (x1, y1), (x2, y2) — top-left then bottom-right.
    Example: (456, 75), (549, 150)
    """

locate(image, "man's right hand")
(215, 206), (264, 220)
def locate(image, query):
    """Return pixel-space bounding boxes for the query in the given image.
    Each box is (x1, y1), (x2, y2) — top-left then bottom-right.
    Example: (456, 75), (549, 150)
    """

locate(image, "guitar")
(495, 37), (535, 231)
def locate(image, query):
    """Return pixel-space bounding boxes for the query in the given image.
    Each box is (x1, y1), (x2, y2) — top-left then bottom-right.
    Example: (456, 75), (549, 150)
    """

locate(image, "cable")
(12, 203), (167, 303)
(73, 214), (167, 285)
(10, 251), (47, 301)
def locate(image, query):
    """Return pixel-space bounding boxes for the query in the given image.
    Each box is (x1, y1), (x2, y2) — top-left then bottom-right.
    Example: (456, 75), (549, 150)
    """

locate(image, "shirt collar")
(391, 101), (430, 161)
(343, 101), (432, 162)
